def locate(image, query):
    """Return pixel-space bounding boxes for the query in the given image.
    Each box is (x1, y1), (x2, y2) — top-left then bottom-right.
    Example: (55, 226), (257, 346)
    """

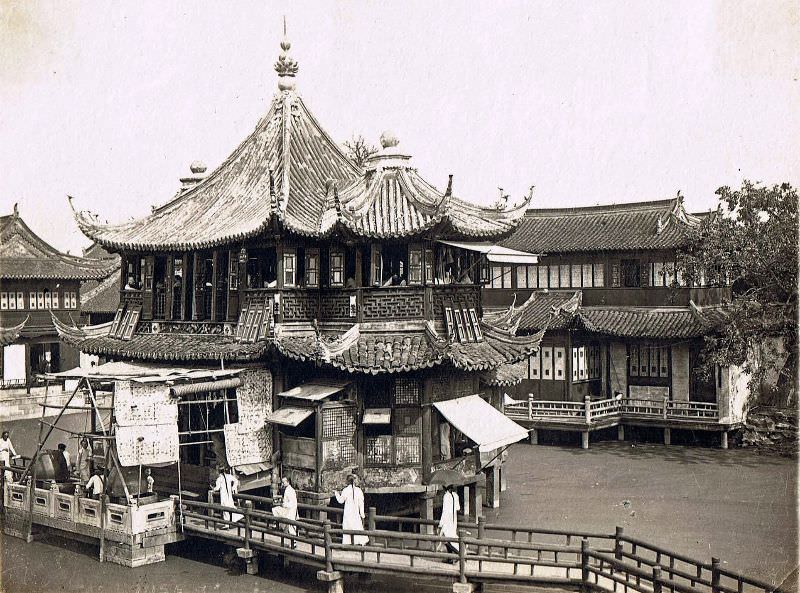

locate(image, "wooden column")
(164, 255), (174, 321)
(210, 251), (219, 321)
(484, 464), (500, 509)
(192, 254), (202, 320)
(354, 247), (363, 287)
(421, 403), (432, 481)
(315, 403), (323, 492)
(180, 254), (189, 321)
(566, 331), (573, 401)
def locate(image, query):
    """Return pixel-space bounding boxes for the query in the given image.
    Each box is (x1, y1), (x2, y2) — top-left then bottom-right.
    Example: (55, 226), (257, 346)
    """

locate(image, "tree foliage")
(678, 181), (798, 405)
(343, 135), (378, 168)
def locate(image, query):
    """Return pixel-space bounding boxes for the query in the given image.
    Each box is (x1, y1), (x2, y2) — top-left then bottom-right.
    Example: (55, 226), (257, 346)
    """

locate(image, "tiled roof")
(72, 90), (361, 250)
(485, 291), (582, 333)
(81, 271), (121, 313)
(494, 291), (724, 339)
(574, 307), (711, 339)
(0, 315), (28, 347)
(481, 360), (527, 386)
(72, 40), (528, 249)
(335, 164), (527, 239)
(502, 197), (703, 254)
(57, 327), (267, 362)
(275, 322), (542, 374)
(0, 207), (118, 280)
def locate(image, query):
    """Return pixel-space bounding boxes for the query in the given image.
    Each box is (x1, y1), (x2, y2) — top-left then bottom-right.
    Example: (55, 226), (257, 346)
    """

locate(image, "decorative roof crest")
(274, 17), (299, 91)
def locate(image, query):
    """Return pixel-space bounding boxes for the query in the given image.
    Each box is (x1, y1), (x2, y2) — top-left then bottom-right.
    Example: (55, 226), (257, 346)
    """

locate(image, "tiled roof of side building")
(80, 271), (121, 314)
(0, 207), (119, 280)
(501, 196), (704, 254)
(71, 38), (528, 250)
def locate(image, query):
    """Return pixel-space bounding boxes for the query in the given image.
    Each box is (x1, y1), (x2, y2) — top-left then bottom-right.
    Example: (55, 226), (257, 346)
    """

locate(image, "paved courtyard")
(1, 435), (796, 592)
(486, 441), (798, 589)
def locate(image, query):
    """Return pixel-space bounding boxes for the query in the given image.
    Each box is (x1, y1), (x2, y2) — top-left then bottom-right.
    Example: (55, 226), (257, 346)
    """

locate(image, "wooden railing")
(172, 492), (785, 593)
(3, 478), (783, 593)
(506, 396), (721, 425)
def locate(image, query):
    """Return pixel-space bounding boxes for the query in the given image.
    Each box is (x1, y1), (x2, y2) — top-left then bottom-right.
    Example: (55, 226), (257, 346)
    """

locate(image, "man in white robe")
(211, 467), (243, 525)
(334, 474), (367, 545)
(272, 476), (299, 540)
(439, 484), (460, 557)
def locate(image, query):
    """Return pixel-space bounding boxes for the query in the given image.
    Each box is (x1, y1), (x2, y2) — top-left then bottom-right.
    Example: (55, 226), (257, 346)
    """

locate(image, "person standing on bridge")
(75, 438), (92, 483)
(438, 483), (460, 560)
(0, 430), (19, 484)
(211, 466), (243, 525)
(334, 474), (367, 546)
(272, 475), (298, 544)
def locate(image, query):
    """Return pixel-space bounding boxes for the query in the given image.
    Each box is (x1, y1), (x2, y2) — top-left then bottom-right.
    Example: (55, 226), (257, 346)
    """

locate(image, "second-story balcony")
(245, 284), (481, 325)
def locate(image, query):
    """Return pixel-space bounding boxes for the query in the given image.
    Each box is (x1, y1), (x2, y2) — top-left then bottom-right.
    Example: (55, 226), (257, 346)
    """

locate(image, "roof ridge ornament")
(274, 17), (299, 91)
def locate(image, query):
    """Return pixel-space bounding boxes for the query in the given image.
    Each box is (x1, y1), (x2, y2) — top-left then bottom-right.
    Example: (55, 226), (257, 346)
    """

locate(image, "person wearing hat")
(334, 474), (367, 546)
(85, 467), (105, 499)
(211, 466), (242, 525)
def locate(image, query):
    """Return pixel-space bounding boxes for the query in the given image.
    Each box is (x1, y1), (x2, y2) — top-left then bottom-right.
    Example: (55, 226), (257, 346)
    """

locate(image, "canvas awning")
(437, 240), (539, 264)
(277, 378), (350, 401)
(362, 408), (391, 424)
(269, 406), (314, 427)
(47, 361), (242, 383)
(433, 394), (529, 452)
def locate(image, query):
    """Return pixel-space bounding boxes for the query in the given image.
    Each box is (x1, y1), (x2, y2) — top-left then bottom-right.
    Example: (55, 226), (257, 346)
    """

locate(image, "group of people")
(211, 467), (461, 558)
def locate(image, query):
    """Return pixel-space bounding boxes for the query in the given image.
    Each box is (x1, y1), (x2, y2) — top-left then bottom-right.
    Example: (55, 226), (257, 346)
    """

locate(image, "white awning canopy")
(437, 240), (539, 264)
(269, 406), (314, 427)
(47, 361), (242, 383)
(277, 379), (350, 401)
(433, 394), (529, 452)
(362, 408), (391, 424)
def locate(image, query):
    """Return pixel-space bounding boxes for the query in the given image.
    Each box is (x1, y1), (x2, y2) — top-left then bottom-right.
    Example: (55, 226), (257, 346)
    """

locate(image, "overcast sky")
(1, 1), (798, 254)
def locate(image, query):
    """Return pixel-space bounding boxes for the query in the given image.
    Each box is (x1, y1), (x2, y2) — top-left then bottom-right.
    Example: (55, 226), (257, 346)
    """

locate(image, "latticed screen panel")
(322, 406), (356, 438)
(365, 436), (393, 466)
(394, 378), (420, 405)
(395, 436), (421, 465)
(322, 437), (357, 469)
(393, 408), (421, 436)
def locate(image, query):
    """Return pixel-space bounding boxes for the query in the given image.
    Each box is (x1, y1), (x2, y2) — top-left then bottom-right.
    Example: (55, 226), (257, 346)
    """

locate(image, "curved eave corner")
(0, 315), (30, 347)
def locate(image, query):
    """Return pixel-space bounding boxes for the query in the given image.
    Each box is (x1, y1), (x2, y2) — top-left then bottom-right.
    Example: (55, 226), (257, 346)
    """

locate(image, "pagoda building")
(0, 205), (117, 389)
(57, 34), (541, 514)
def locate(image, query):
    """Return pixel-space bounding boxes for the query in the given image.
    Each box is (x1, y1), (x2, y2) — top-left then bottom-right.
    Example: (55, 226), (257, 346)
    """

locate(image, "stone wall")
(739, 407), (798, 457)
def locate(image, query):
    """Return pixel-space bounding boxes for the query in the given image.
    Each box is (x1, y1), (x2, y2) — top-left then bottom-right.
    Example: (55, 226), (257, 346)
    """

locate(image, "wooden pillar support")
(529, 429), (538, 446)
(471, 478), (483, 522)
(720, 431), (729, 449)
(581, 431), (589, 450)
(462, 485), (470, 518)
(484, 464), (500, 509)
(419, 491), (435, 535)
(664, 427), (671, 446)
(499, 463), (507, 493)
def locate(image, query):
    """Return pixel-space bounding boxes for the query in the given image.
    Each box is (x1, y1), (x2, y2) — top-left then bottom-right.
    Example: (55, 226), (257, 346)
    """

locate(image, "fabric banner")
(116, 423), (179, 466)
(114, 380), (178, 426)
(223, 423), (272, 467)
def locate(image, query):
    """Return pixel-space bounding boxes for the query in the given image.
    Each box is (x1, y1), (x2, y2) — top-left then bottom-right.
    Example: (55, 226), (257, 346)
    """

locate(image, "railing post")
(614, 526), (624, 559)
(367, 506), (376, 531)
(528, 398), (533, 420)
(711, 557), (721, 593)
(580, 538), (590, 593)
(477, 515), (486, 556)
(323, 520), (333, 573)
(243, 500), (252, 550)
(584, 396), (591, 423)
(457, 529), (467, 584)
(663, 396), (669, 419)
(652, 566), (663, 593)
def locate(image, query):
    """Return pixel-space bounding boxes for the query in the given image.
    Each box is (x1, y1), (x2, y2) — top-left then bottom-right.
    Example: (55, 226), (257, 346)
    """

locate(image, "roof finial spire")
(275, 16), (299, 91)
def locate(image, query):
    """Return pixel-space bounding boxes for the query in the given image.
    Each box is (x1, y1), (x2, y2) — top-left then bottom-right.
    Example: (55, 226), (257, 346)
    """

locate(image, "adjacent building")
(0, 205), (117, 388)
(484, 198), (746, 447)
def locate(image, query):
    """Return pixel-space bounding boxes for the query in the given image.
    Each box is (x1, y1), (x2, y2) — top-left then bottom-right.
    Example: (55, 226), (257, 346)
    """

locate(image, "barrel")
(33, 449), (69, 482)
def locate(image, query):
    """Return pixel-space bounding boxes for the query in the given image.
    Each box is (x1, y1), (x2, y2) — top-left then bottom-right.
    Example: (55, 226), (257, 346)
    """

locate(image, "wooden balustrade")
(507, 396), (720, 425)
